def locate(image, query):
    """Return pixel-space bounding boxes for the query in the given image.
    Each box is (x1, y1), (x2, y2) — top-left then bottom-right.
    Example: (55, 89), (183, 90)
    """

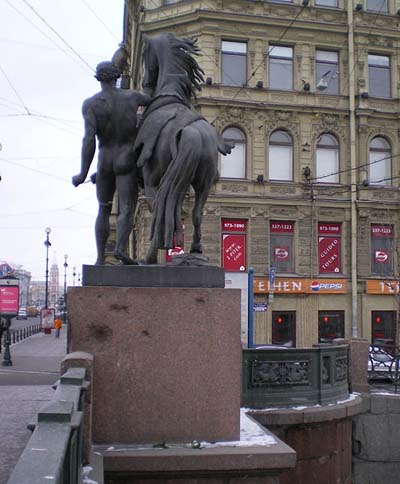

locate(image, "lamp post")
(44, 227), (51, 308)
(63, 254), (68, 326)
(73, 266), (76, 287)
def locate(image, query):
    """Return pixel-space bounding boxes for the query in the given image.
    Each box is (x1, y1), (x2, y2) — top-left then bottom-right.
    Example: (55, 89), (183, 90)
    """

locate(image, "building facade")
(123, 0), (400, 347)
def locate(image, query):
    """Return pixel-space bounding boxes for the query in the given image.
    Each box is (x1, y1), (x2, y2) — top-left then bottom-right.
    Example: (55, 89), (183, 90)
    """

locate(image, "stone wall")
(353, 393), (400, 484)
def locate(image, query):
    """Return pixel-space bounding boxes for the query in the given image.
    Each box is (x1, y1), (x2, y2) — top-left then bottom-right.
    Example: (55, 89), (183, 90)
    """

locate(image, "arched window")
(369, 137), (391, 185)
(221, 128), (246, 179)
(316, 134), (339, 183)
(269, 130), (293, 181)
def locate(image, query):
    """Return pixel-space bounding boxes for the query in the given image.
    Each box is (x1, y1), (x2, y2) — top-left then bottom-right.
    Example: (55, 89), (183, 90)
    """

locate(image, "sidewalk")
(0, 327), (67, 484)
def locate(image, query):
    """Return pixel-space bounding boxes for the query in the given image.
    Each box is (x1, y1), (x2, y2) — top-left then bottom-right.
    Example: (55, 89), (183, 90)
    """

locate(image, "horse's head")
(141, 33), (204, 102)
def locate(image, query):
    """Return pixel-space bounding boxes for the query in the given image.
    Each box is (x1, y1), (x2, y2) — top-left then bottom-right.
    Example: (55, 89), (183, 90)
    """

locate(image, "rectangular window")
(367, 0), (388, 12)
(268, 45), (293, 90)
(316, 50), (339, 95)
(319, 311), (344, 343)
(318, 223), (341, 274)
(368, 54), (390, 98)
(316, 0), (338, 6)
(372, 311), (396, 348)
(221, 219), (247, 271)
(371, 224), (394, 276)
(272, 311), (296, 347)
(270, 221), (294, 273)
(221, 41), (247, 87)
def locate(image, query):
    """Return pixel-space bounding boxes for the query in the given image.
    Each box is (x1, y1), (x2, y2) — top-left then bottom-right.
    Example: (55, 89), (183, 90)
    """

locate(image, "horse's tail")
(150, 125), (201, 249)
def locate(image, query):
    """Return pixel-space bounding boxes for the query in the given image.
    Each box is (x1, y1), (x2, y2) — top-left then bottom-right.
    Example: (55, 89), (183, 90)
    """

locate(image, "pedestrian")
(54, 318), (62, 338)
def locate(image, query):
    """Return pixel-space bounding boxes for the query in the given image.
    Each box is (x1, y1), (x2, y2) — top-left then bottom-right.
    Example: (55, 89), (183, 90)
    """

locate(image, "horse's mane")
(144, 33), (205, 101)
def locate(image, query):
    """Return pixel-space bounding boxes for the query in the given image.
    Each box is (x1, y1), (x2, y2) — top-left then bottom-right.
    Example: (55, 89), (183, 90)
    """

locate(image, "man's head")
(95, 61), (121, 82)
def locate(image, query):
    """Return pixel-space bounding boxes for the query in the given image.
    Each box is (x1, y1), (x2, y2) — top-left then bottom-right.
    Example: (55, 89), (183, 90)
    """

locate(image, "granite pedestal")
(68, 282), (241, 445)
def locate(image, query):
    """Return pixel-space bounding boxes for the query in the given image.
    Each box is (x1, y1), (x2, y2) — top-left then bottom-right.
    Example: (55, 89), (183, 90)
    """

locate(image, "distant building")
(14, 268), (31, 307)
(49, 262), (60, 306)
(30, 280), (46, 307)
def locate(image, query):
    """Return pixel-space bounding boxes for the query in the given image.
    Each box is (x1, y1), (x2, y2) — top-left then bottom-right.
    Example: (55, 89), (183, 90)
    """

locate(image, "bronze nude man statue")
(72, 61), (150, 265)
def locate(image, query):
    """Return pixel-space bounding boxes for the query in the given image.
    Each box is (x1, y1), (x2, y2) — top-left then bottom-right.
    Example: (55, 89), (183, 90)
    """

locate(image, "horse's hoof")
(114, 251), (139, 265)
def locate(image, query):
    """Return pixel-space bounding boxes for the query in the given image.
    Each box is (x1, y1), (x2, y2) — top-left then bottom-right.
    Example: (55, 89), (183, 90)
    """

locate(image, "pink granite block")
(68, 286), (241, 444)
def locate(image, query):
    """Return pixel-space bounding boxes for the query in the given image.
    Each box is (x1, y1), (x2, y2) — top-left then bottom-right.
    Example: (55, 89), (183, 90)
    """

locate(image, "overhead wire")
(80, 0), (120, 42)
(20, 0), (94, 73)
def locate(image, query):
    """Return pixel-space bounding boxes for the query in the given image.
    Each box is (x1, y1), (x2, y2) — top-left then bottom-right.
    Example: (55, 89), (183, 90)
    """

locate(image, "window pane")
(269, 46), (293, 58)
(316, 50), (339, 95)
(272, 312), (296, 347)
(369, 151), (391, 185)
(316, 148), (339, 183)
(223, 128), (245, 142)
(269, 58), (293, 90)
(316, 51), (338, 63)
(269, 145), (293, 180)
(221, 143), (245, 178)
(367, 0), (388, 12)
(369, 66), (391, 98)
(371, 137), (390, 150)
(368, 54), (389, 67)
(319, 311), (344, 343)
(221, 53), (247, 86)
(371, 234), (393, 276)
(270, 130), (292, 144)
(316, 0), (338, 6)
(222, 41), (247, 54)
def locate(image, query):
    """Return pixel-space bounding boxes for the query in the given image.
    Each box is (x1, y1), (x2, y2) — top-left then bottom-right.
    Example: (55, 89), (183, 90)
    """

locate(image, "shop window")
(316, 134), (339, 183)
(316, 50), (339, 94)
(272, 311), (296, 347)
(318, 222), (341, 274)
(268, 130), (293, 181)
(318, 311), (344, 343)
(368, 54), (390, 98)
(270, 221), (294, 273)
(366, 0), (388, 12)
(221, 41), (247, 86)
(221, 218), (247, 271)
(369, 136), (391, 185)
(372, 311), (396, 347)
(221, 128), (246, 178)
(371, 224), (394, 276)
(316, 0), (338, 6)
(268, 45), (293, 91)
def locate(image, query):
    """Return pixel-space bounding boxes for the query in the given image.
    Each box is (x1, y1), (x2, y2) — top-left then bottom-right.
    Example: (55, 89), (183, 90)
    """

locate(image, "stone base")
(68, 286), (241, 444)
(82, 264), (225, 288)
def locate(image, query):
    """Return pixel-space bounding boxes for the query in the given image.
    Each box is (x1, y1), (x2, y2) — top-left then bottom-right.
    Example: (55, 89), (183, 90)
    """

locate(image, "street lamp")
(73, 266), (76, 287)
(63, 254), (68, 326)
(44, 227), (51, 308)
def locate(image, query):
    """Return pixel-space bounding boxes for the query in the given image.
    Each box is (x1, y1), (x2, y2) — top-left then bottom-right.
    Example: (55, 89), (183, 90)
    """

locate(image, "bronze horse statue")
(134, 33), (232, 264)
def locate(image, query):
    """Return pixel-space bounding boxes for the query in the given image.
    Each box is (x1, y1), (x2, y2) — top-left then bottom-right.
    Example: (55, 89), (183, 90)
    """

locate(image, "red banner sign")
(319, 236), (341, 273)
(371, 224), (393, 238)
(270, 221), (294, 233)
(0, 285), (19, 315)
(221, 219), (247, 233)
(318, 222), (341, 235)
(222, 233), (246, 271)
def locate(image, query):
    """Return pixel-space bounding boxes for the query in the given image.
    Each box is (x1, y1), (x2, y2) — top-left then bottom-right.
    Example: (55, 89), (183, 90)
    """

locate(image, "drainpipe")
(348, 3), (358, 337)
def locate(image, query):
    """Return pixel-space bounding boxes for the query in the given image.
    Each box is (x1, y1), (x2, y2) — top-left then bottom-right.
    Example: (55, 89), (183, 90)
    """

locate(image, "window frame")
(366, 0), (388, 12)
(270, 221), (295, 274)
(221, 40), (248, 87)
(370, 224), (394, 277)
(316, 50), (339, 95)
(315, 0), (338, 6)
(220, 127), (246, 179)
(316, 133), (339, 184)
(268, 130), (294, 182)
(268, 45), (294, 91)
(318, 311), (345, 343)
(368, 53), (391, 98)
(272, 311), (296, 347)
(369, 136), (391, 186)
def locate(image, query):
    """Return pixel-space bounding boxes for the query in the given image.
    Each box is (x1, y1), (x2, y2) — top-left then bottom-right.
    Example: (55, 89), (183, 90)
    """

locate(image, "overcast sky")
(0, 0), (124, 284)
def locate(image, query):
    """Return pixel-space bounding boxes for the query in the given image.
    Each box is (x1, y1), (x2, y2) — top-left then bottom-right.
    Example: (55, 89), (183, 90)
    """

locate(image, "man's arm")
(72, 99), (97, 187)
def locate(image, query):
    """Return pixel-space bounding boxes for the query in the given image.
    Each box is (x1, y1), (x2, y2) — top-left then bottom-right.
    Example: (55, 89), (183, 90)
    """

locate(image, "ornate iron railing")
(7, 367), (89, 484)
(243, 345), (350, 408)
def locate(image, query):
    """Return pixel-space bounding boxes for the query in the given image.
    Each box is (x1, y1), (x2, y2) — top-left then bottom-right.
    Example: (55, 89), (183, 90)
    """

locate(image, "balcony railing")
(242, 345), (349, 408)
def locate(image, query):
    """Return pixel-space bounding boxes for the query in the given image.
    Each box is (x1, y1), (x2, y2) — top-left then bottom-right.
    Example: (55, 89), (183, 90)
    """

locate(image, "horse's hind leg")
(190, 188), (209, 254)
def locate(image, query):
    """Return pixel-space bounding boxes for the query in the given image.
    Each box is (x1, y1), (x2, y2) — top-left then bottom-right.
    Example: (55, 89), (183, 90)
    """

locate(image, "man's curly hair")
(95, 61), (121, 82)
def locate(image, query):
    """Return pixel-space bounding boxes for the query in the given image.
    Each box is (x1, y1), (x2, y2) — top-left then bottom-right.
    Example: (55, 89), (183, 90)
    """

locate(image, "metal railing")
(7, 367), (89, 484)
(0, 324), (41, 352)
(243, 345), (350, 408)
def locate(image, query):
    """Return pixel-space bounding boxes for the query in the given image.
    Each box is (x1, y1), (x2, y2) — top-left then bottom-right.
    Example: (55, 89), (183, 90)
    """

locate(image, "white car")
(16, 308), (28, 320)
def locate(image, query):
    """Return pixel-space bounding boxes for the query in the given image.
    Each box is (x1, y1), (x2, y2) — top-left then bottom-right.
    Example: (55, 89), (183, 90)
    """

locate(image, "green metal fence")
(7, 367), (89, 484)
(243, 345), (349, 408)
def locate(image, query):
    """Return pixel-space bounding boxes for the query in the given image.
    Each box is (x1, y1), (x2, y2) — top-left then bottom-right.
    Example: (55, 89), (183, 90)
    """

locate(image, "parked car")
(16, 307), (28, 320)
(26, 306), (39, 317)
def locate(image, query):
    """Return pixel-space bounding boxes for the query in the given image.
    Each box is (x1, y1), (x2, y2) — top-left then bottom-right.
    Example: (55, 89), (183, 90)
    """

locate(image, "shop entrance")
(272, 311), (296, 347)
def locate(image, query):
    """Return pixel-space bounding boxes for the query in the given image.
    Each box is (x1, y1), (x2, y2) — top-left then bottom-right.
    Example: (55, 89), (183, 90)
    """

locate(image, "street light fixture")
(63, 254), (68, 326)
(44, 227), (51, 308)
